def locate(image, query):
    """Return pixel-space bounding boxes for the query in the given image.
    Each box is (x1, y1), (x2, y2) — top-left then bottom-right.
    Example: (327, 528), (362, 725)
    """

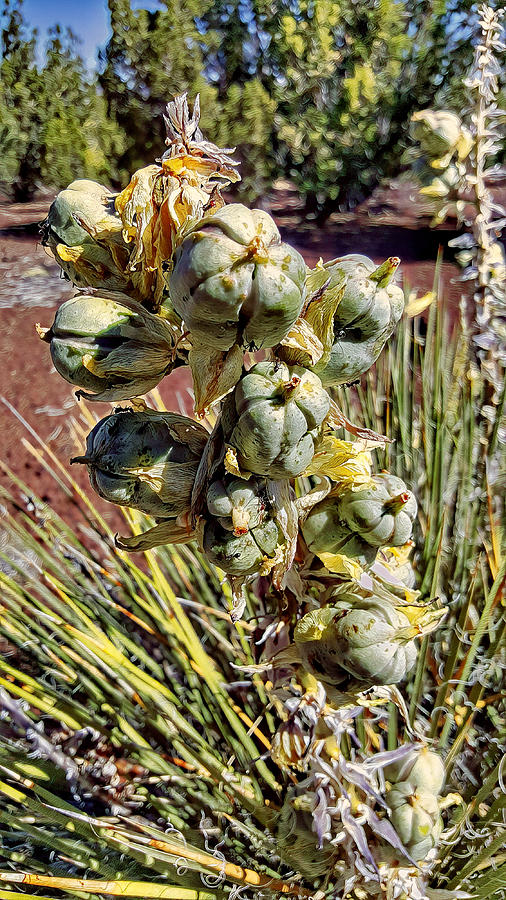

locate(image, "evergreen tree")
(0, 0), (480, 208)
(99, 0), (220, 180)
(0, 0), (124, 199)
(40, 27), (100, 188)
(201, 0), (268, 88)
(258, 0), (475, 219)
(41, 26), (125, 189)
(199, 1), (277, 201)
(216, 77), (276, 202)
(0, 0), (43, 199)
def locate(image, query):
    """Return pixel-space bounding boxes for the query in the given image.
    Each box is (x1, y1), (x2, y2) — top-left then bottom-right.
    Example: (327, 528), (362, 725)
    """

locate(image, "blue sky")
(22, 1), (162, 70)
(23, 0), (111, 68)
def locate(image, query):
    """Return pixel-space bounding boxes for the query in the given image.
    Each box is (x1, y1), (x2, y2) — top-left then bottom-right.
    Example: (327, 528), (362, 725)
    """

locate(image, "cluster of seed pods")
(40, 94), (447, 888)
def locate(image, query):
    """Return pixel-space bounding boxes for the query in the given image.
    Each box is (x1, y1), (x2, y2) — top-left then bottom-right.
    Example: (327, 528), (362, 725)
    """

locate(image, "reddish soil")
(0, 178), (498, 524)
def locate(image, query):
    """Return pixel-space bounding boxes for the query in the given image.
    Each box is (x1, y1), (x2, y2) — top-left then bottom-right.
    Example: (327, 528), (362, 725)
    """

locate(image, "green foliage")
(261, 0), (474, 217)
(1, 0), (481, 209)
(192, 0), (476, 216)
(0, 0), (124, 199)
(39, 26), (123, 190)
(99, 0), (220, 182)
(215, 79), (277, 201)
(0, 0), (41, 198)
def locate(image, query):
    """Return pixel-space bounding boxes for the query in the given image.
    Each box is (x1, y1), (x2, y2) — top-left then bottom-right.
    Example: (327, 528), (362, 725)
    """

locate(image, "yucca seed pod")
(338, 473), (417, 548)
(201, 476), (283, 577)
(228, 360), (330, 480)
(72, 410), (208, 519)
(38, 292), (181, 402)
(206, 476), (268, 536)
(169, 203), (306, 351)
(302, 473), (416, 566)
(384, 747), (445, 795)
(309, 255), (404, 385)
(294, 597), (419, 685)
(378, 547), (418, 591)
(387, 783), (443, 861)
(41, 180), (133, 293)
(302, 496), (377, 568)
(418, 164), (462, 199)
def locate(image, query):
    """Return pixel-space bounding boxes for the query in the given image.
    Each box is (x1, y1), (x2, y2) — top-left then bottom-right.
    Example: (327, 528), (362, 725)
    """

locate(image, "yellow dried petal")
(304, 433), (373, 487)
(302, 272), (346, 367)
(189, 341), (243, 415)
(276, 318), (324, 367)
(224, 445), (245, 479)
(259, 546), (284, 576)
(316, 552), (364, 579)
(56, 243), (82, 262)
(399, 604), (447, 634)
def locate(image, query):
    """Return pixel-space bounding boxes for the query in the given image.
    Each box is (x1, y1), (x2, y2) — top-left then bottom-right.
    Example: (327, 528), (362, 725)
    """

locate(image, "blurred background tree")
(0, 0), (123, 199)
(202, 0), (277, 201)
(99, 0), (219, 183)
(260, 0), (477, 220)
(0, 0), (43, 199)
(2, 0), (502, 211)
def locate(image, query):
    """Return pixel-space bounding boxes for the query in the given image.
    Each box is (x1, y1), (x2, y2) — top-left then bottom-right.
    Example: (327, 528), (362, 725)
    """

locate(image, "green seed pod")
(302, 496), (377, 568)
(42, 180), (132, 292)
(384, 747), (445, 795)
(201, 476), (283, 576)
(419, 164), (462, 199)
(206, 476), (268, 535)
(294, 596), (419, 685)
(276, 790), (337, 880)
(388, 784), (443, 861)
(310, 255), (404, 385)
(169, 203), (306, 351)
(228, 360), (330, 480)
(302, 473), (416, 565)
(72, 410), (208, 518)
(386, 554), (417, 591)
(338, 473), (417, 548)
(39, 292), (180, 402)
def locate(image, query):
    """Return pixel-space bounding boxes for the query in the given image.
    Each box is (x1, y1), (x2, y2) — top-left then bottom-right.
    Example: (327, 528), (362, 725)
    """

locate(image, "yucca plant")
(0, 288), (504, 899)
(0, 85), (504, 900)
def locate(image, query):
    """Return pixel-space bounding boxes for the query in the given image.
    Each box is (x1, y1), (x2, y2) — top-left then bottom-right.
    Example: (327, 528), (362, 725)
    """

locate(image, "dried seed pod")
(384, 747), (445, 795)
(228, 360), (330, 480)
(169, 203), (306, 350)
(302, 473), (416, 567)
(39, 292), (180, 402)
(41, 180), (133, 293)
(387, 783), (443, 861)
(201, 476), (283, 576)
(309, 255), (404, 385)
(72, 410), (208, 519)
(294, 597), (419, 685)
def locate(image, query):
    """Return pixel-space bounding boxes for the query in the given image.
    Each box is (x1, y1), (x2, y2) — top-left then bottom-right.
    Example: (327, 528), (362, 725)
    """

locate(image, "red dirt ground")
(0, 178), (489, 524)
